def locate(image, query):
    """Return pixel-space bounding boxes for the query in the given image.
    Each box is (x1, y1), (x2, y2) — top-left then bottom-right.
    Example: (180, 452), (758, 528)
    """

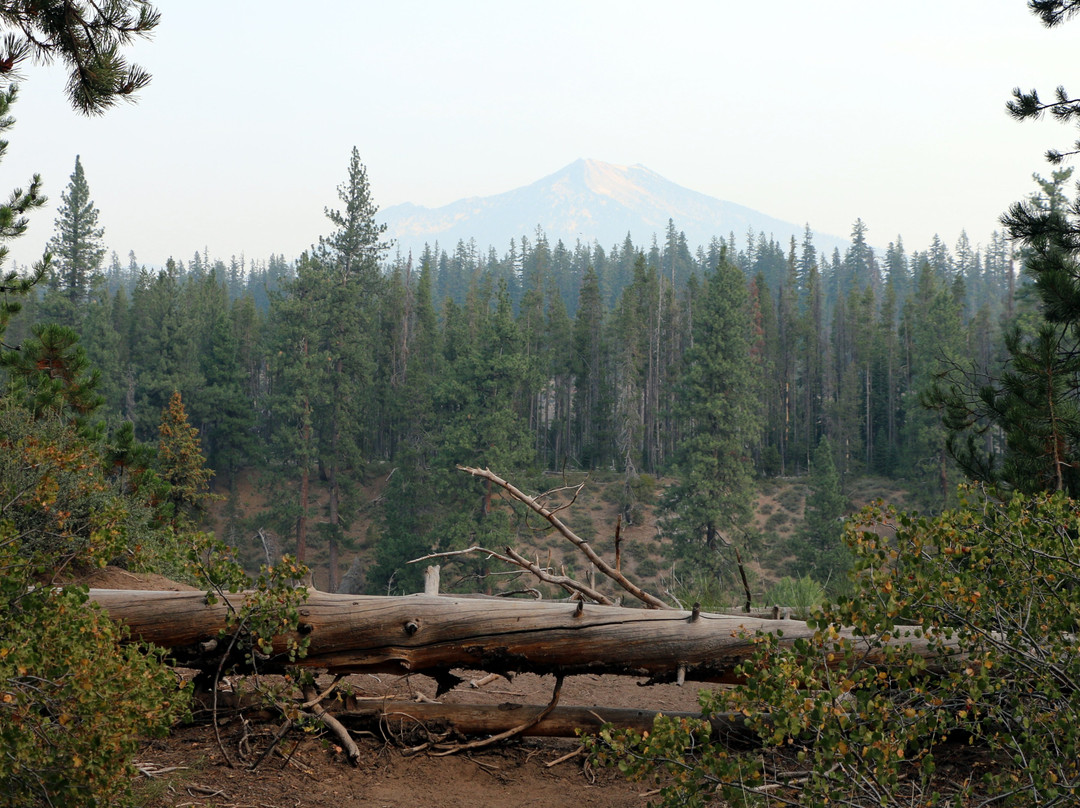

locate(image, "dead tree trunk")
(88, 589), (946, 684)
(337, 701), (761, 747)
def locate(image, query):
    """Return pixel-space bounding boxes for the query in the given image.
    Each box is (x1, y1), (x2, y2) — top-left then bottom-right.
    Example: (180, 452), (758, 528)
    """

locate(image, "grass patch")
(765, 575), (825, 620)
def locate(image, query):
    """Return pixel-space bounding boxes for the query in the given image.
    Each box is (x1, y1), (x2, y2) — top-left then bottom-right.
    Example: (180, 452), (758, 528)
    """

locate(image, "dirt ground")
(133, 671), (710, 808)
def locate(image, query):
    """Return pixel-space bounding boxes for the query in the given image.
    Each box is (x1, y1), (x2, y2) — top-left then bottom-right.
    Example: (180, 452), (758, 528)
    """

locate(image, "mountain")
(380, 159), (849, 259)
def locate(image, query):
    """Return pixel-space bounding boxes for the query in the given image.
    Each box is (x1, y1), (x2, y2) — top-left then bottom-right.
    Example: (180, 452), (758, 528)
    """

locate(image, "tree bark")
(87, 589), (946, 683)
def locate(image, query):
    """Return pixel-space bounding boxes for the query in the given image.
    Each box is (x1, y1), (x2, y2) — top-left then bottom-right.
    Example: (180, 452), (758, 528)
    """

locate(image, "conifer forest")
(6, 145), (1036, 594)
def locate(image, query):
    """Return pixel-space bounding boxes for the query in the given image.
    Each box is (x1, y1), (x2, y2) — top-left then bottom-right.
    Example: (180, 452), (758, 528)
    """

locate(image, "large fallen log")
(88, 588), (946, 684)
(337, 701), (761, 747)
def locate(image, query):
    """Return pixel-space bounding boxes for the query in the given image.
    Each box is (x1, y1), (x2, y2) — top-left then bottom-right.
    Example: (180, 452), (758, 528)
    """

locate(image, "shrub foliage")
(590, 489), (1080, 807)
(0, 401), (187, 807)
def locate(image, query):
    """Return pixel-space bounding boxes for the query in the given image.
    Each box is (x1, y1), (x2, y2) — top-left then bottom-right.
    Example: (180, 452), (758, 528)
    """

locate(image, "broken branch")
(457, 466), (670, 609)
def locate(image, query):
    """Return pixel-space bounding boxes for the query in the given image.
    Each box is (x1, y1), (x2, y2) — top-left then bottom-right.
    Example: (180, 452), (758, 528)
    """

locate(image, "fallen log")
(337, 701), (761, 748)
(88, 588), (948, 684)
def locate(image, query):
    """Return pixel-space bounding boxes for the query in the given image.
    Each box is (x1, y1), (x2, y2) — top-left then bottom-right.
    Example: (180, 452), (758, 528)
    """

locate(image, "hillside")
(208, 468), (910, 607)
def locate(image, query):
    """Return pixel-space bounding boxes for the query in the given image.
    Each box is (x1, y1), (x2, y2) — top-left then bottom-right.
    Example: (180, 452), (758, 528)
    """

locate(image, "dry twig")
(410, 545), (614, 604)
(302, 685), (361, 766)
(546, 746), (584, 768)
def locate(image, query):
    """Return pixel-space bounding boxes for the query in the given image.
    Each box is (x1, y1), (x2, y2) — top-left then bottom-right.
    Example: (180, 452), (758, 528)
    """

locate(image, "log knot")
(403, 620), (420, 636)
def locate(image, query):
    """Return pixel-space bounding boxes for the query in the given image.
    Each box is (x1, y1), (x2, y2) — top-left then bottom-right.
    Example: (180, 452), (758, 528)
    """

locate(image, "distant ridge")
(381, 159), (849, 258)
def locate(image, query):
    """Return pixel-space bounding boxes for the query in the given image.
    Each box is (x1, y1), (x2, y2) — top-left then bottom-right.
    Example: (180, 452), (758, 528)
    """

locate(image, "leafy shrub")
(184, 532), (311, 664)
(591, 490), (1080, 806)
(627, 539), (652, 562)
(764, 510), (789, 530)
(776, 485), (805, 513)
(0, 403), (189, 806)
(0, 582), (185, 808)
(570, 516), (597, 541)
(631, 474), (658, 504)
(0, 393), (311, 803)
(0, 404), (147, 563)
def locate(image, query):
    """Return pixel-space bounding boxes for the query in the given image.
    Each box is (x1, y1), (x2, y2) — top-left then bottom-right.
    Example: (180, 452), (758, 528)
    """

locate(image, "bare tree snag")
(87, 589), (948, 684)
(423, 565), (440, 596)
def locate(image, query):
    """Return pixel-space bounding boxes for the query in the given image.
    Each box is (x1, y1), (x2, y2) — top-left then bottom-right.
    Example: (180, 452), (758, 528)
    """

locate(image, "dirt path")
(136, 672), (711, 807)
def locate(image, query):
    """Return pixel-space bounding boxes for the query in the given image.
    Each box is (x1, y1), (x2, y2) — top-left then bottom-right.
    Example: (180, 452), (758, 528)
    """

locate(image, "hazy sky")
(6, 1), (1079, 269)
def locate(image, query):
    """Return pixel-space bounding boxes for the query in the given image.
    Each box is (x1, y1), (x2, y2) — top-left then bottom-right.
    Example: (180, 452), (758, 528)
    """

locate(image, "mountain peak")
(381, 161), (846, 257)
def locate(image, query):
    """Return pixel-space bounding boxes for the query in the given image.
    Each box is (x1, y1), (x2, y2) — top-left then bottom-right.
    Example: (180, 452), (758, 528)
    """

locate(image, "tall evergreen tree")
(571, 266), (611, 467)
(2, 322), (102, 429)
(936, 169), (1080, 496)
(185, 270), (255, 482)
(42, 155), (105, 326)
(662, 252), (762, 573)
(611, 253), (662, 474)
(900, 261), (965, 505)
(922, 3), (1080, 498)
(128, 260), (201, 439)
(267, 148), (388, 589)
(792, 436), (849, 587)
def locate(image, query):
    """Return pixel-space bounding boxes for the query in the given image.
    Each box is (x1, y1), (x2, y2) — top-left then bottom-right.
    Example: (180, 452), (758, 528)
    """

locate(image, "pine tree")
(1, 322), (102, 427)
(267, 148), (388, 588)
(571, 266), (611, 468)
(934, 171), (1080, 499)
(265, 278), (320, 566)
(0, 87), (47, 338)
(186, 270), (255, 481)
(662, 251), (762, 572)
(792, 437), (849, 587)
(775, 240), (800, 474)
(157, 390), (214, 528)
(900, 261), (964, 505)
(544, 280), (574, 467)
(800, 251), (826, 468)
(129, 260), (201, 439)
(45, 155), (105, 324)
(77, 283), (123, 414)
(392, 254), (442, 462)
(924, 3), (1080, 498)
(0, 1), (159, 115)
(611, 253), (662, 474)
